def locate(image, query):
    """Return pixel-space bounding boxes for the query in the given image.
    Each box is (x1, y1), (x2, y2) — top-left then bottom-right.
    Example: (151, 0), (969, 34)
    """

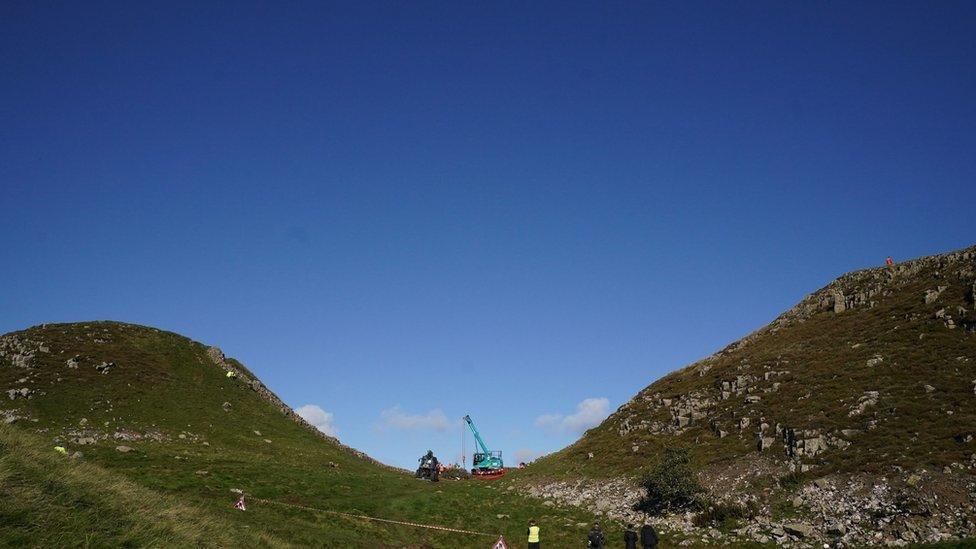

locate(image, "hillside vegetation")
(520, 244), (976, 546)
(0, 321), (606, 547)
(0, 424), (275, 547)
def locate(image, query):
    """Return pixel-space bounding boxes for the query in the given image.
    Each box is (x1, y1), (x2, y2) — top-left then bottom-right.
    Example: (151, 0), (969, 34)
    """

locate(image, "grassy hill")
(519, 244), (976, 546)
(0, 321), (606, 547)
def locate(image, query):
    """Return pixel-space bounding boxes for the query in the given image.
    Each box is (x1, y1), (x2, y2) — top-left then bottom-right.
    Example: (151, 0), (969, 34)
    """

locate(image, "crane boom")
(463, 415), (491, 455)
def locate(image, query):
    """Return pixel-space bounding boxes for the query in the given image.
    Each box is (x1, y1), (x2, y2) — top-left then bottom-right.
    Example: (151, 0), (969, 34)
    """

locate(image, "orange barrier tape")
(250, 496), (497, 537)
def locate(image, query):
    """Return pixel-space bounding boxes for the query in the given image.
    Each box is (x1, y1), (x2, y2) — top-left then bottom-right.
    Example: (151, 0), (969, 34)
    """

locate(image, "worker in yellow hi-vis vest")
(527, 519), (540, 548)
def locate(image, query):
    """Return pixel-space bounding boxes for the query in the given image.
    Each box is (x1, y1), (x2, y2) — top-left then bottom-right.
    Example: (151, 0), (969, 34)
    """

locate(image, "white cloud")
(535, 397), (610, 434)
(379, 406), (452, 432)
(296, 404), (337, 437)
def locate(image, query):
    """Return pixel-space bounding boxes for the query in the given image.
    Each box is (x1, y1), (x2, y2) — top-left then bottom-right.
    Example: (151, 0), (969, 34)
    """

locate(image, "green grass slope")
(0, 424), (277, 547)
(1, 321), (607, 547)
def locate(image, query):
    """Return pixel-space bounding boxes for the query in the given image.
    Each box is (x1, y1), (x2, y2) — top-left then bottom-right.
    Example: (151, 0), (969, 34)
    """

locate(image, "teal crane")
(463, 414), (505, 477)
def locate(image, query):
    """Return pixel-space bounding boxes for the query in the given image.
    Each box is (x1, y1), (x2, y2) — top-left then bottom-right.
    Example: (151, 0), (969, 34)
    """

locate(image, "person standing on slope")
(640, 522), (659, 548)
(587, 523), (605, 548)
(526, 519), (540, 548)
(624, 523), (639, 549)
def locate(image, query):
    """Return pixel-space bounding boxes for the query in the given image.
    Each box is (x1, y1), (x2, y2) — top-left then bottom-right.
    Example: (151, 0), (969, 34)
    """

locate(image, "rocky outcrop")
(0, 335), (42, 369)
(520, 466), (976, 547)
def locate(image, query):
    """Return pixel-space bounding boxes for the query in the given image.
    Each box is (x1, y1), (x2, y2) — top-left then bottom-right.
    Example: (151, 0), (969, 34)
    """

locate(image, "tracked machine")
(463, 414), (506, 478)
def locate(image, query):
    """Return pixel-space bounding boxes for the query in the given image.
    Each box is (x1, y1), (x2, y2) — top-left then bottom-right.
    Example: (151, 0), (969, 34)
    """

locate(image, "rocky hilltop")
(521, 244), (976, 546)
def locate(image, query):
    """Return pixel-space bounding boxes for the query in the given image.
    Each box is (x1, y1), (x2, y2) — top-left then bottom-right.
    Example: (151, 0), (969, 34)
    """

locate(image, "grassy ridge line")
(0, 424), (280, 547)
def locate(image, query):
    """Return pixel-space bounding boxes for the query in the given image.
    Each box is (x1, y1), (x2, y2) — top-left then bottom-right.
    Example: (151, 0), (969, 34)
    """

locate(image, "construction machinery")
(463, 414), (506, 478)
(415, 449), (440, 482)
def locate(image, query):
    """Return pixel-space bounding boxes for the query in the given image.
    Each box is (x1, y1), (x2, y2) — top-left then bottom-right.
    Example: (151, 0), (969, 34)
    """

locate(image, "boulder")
(115, 445), (134, 453)
(222, 401), (232, 412)
(6, 387), (33, 400)
(783, 522), (813, 538)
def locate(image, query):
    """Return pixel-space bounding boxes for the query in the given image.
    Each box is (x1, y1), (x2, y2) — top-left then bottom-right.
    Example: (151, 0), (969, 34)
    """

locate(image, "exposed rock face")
(520, 468), (976, 547)
(206, 346), (225, 364)
(832, 291), (847, 313)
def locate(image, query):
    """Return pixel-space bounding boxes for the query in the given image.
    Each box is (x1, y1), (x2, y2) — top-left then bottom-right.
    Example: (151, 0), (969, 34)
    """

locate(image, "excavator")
(463, 414), (506, 478)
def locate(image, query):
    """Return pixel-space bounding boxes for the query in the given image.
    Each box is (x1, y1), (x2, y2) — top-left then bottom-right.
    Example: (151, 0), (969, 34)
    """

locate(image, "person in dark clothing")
(640, 522), (659, 548)
(587, 523), (605, 548)
(624, 523), (639, 549)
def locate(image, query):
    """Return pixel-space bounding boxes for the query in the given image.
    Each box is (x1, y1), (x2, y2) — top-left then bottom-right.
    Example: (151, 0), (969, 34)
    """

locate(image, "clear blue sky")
(2, 2), (974, 469)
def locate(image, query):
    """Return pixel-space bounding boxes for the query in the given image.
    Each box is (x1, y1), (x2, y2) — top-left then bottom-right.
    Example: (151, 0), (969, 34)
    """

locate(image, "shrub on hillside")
(634, 447), (705, 515)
